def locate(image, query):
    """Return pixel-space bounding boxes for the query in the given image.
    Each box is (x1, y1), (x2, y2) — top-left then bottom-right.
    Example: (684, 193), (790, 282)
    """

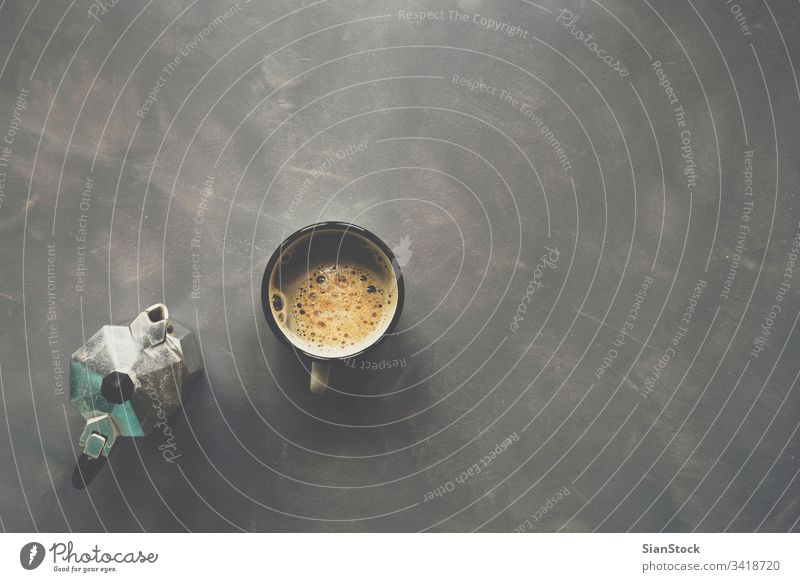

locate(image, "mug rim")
(261, 221), (405, 361)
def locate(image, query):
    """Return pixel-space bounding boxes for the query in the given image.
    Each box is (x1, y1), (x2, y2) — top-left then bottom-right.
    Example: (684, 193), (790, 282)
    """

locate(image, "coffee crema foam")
(281, 263), (393, 355)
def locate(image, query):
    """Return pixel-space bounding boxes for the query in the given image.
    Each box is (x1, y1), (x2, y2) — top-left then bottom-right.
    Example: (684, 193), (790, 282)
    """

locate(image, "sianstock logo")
(20, 542), (46, 570)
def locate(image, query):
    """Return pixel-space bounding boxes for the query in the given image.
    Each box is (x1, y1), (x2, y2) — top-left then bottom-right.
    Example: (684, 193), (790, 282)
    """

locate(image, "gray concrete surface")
(0, 0), (799, 532)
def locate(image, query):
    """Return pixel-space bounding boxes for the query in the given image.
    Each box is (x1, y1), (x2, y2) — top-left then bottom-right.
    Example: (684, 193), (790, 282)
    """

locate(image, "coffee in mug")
(262, 223), (404, 393)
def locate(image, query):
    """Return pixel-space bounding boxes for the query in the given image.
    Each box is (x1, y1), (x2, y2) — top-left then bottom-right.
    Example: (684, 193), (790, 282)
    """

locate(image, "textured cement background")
(0, 0), (799, 532)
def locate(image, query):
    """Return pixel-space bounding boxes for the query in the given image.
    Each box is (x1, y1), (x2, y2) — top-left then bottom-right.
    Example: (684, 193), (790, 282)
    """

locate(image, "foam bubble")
(287, 263), (391, 353)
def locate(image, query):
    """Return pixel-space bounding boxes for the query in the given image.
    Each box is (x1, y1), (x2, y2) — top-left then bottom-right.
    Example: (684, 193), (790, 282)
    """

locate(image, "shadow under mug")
(261, 222), (405, 394)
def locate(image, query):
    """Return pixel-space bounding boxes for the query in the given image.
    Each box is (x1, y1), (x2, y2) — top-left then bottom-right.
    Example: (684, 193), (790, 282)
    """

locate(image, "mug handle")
(310, 360), (331, 394)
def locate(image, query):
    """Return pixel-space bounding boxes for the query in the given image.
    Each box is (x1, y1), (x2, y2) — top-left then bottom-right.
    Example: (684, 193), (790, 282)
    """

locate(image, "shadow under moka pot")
(262, 222), (404, 393)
